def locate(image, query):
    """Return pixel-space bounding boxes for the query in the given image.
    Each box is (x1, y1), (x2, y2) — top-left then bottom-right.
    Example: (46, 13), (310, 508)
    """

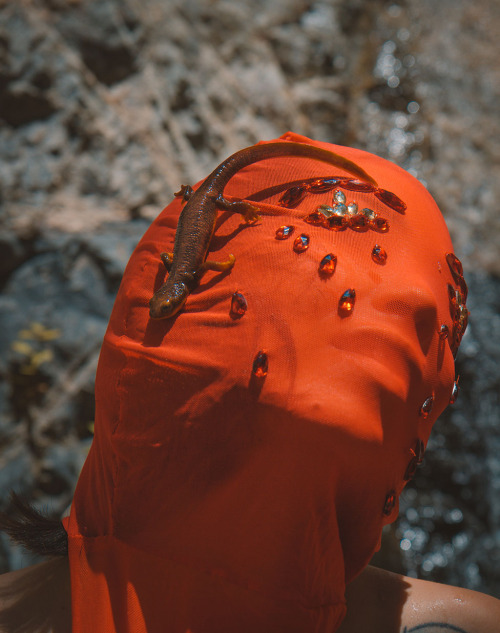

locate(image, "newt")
(149, 141), (377, 319)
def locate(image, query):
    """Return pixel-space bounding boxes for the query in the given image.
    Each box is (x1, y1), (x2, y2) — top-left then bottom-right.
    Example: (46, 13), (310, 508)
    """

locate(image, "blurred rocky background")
(0, 0), (499, 596)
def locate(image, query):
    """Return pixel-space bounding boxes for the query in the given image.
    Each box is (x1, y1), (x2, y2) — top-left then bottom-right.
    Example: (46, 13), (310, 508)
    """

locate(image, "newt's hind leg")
(160, 252), (174, 270)
(216, 194), (260, 224)
(195, 254), (236, 281)
(174, 185), (194, 203)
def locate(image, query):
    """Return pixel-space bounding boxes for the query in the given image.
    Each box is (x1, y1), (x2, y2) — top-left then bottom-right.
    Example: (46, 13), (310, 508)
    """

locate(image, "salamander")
(149, 141), (377, 319)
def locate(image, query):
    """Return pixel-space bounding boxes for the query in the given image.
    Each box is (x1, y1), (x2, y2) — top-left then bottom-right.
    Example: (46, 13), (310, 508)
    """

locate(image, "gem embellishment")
(374, 189), (407, 214)
(342, 179), (376, 193)
(275, 225), (295, 240)
(383, 490), (396, 516)
(333, 189), (347, 204)
(307, 177), (342, 193)
(439, 324), (449, 340)
(304, 210), (328, 226)
(252, 351), (268, 378)
(420, 396), (434, 419)
(349, 213), (370, 232)
(279, 186), (307, 208)
(293, 234), (310, 253)
(326, 214), (348, 231)
(371, 245), (387, 264)
(319, 253), (337, 276)
(347, 202), (358, 215)
(371, 217), (390, 233)
(404, 439), (425, 481)
(230, 291), (248, 319)
(338, 289), (356, 316)
(450, 377), (460, 405)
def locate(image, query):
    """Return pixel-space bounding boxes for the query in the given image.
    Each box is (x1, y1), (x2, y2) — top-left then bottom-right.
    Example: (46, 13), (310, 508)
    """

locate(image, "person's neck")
(0, 557), (71, 633)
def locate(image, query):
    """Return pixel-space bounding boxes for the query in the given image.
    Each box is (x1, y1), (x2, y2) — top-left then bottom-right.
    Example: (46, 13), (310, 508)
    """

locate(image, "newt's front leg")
(215, 194), (260, 224)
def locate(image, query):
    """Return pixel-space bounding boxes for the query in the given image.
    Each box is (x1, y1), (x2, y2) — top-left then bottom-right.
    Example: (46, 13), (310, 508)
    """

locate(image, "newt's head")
(149, 282), (189, 319)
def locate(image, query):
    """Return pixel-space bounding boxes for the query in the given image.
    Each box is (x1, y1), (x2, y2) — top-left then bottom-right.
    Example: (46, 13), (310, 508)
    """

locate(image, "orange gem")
(338, 288), (356, 316)
(319, 253), (337, 276)
(230, 291), (248, 319)
(293, 234), (310, 253)
(252, 351), (268, 378)
(371, 245), (387, 264)
(371, 217), (390, 233)
(304, 210), (327, 226)
(275, 225), (295, 240)
(420, 395), (434, 419)
(382, 490), (396, 515)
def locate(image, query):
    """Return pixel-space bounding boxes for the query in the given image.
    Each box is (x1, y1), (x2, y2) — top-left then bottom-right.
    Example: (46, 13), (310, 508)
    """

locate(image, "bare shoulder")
(338, 565), (500, 633)
(0, 557), (71, 633)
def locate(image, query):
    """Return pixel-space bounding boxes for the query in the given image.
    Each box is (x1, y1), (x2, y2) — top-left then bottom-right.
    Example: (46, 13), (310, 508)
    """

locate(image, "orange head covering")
(65, 132), (467, 633)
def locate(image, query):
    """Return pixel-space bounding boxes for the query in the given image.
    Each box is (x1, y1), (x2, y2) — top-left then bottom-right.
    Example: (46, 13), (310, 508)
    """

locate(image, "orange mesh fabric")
(65, 132), (466, 633)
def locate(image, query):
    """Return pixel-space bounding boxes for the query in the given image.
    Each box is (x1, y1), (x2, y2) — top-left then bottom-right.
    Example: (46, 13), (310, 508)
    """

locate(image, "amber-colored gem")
(350, 213), (370, 232)
(420, 395), (434, 419)
(319, 253), (337, 276)
(304, 210), (327, 226)
(383, 490), (396, 516)
(275, 225), (295, 240)
(279, 186), (307, 208)
(230, 291), (248, 319)
(445, 253), (464, 279)
(439, 324), (449, 340)
(371, 245), (387, 264)
(293, 234), (310, 253)
(307, 177), (343, 193)
(326, 215), (348, 231)
(371, 217), (390, 233)
(252, 351), (268, 378)
(338, 288), (356, 315)
(342, 179), (376, 193)
(450, 377), (460, 405)
(457, 275), (469, 302)
(374, 189), (407, 214)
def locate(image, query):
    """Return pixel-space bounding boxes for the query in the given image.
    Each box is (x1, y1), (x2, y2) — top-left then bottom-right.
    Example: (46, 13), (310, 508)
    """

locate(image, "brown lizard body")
(149, 141), (377, 319)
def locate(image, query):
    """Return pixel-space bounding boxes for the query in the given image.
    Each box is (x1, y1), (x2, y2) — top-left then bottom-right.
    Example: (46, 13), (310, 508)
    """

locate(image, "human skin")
(0, 559), (498, 633)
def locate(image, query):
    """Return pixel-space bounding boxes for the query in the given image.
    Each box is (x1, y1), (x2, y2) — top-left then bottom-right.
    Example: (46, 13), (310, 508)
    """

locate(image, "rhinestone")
(347, 202), (358, 215)
(371, 245), (387, 264)
(457, 276), (469, 302)
(439, 324), (449, 340)
(332, 203), (348, 216)
(342, 179), (376, 193)
(338, 288), (356, 315)
(252, 351), (268, 377)
(374, 189), (407, 214)
(293, 234), (310, 253)
(275, 225), (295, 240)
(279, 185), (307, 208)
(420, 395), (434, 419)
(325, 215), (348, 231)
(349, 213), (370, 232)
(450, 378), (460, 405)
(319, 253), (337, 276)
(230, 291), (248, 319)
(304, 210), (327, 226)
(371, 217), (390, 233)
(383, 490), (396, 515)
(317, 204), (335, 217)
(307, 177), (343, 193)
(361, 207), (377, 220)
(333, 189), (346, 204)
